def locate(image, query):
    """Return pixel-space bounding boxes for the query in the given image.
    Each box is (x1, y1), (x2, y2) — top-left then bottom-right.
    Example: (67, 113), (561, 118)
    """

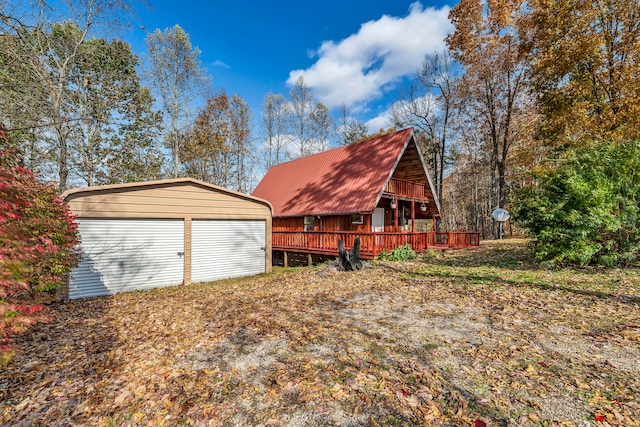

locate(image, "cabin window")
(304, 216), (315, 231)
(351, 214), (364, 224)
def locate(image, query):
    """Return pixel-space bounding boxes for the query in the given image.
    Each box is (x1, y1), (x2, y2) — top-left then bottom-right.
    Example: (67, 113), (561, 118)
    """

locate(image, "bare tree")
(288, 75), (315, 157)
(229, 94), (254, 193)
(443, 115), (493, 237)
(390, 51), (459, 212)
(338, 104), (368, 145)
(259, 92), (290, 168)
(310, 102), (333, 152)
(144, 25), (210, 178)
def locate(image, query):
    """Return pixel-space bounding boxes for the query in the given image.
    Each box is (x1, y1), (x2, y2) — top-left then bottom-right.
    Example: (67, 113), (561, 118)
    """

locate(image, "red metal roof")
(252, 128), (414, 217)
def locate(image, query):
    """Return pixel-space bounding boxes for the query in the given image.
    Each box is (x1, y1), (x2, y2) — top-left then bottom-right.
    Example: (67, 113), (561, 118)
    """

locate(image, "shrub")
(514, 141), (640, 267)
(379, 244), (418, 261)
(0, 148), (80, 364)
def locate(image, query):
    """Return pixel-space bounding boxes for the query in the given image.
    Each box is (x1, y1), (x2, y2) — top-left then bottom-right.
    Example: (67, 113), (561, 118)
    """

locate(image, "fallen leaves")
(0, 240), (638, 426)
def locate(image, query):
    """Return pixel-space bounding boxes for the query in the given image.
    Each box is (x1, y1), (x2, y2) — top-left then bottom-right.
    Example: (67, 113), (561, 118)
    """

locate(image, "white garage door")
(70, 219), (184, 299)
(191, 220), (265, 283)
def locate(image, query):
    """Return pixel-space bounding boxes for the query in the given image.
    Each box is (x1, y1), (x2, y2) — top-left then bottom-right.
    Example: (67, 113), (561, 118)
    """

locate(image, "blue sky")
(128, 0), (454, 132)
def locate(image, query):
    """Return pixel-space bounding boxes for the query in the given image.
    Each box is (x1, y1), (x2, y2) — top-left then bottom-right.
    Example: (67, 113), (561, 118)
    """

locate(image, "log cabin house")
(252, 128), (479, 264)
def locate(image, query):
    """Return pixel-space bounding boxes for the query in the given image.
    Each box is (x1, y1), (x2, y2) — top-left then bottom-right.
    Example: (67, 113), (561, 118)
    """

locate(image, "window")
(351, 214), (364, 224)
(304, 216), (315, 231)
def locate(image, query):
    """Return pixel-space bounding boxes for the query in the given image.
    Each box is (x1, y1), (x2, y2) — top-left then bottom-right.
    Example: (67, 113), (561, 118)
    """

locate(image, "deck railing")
(385, 178), (426, 198)
(272, 231), (480, 258)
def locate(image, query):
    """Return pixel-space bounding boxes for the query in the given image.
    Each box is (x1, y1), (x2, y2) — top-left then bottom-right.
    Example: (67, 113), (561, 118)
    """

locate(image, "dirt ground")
(1, 240), (639, 426)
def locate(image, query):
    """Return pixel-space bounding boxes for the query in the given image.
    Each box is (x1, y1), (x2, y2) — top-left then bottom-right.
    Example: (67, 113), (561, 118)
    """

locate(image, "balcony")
(384, 178), (426, 199)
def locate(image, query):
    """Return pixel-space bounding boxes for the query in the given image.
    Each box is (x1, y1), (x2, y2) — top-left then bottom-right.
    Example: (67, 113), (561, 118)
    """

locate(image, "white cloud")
(366, 93), (439, 133)
(212, 60), (231, 69)
(366, 110), (393, 133)
(287, 2), (452, 110)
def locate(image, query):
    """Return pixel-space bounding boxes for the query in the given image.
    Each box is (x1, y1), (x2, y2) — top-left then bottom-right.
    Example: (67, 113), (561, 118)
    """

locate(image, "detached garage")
(62, 178), (272, 299)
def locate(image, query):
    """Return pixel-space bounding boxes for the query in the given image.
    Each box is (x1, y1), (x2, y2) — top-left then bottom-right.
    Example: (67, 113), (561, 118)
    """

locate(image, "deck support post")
(394, 202), (399, 232)
(411, 200), (415, 232)
(284, 251), (288, 268)
(307, 253), (312, 266)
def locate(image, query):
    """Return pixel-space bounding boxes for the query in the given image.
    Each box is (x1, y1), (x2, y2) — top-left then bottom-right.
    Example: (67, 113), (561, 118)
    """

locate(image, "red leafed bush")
(0, 146), (80, 365)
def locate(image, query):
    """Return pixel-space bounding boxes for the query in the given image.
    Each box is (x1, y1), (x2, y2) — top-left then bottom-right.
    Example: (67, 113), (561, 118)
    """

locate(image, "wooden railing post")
(372, 233), (377, 255)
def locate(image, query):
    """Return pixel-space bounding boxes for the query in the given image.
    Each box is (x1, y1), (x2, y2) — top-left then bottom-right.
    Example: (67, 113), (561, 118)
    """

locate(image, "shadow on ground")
(0, 296), (125, 425)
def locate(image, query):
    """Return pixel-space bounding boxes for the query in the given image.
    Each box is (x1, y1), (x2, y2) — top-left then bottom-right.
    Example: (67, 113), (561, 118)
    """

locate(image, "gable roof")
(62, 177), (273, 213)
(252, 128), (440, 218)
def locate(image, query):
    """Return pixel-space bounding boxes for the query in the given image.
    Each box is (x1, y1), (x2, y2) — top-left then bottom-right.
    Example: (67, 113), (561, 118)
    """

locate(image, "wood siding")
(274, 215), (369, 233)
(273, 217), (304, 232)
(273, 199), (435, 235)
(392, 138), (429, 184)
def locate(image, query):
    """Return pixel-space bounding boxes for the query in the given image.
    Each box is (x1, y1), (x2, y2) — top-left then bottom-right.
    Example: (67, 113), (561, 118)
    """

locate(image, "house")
(252, 128), (479, 264)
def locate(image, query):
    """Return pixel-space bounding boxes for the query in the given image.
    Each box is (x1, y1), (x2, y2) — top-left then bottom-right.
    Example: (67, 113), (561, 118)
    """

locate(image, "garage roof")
(62, 178), (273, 213)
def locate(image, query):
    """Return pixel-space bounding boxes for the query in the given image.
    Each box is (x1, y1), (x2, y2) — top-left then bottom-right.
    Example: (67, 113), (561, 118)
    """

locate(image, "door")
(69, 219), (184, 299)
(191, 220), (266, 283)
(372, 208), (385, 232)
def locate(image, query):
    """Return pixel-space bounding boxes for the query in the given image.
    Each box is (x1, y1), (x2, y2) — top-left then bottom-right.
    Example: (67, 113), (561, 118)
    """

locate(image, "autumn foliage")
(0, 144), (79, 364)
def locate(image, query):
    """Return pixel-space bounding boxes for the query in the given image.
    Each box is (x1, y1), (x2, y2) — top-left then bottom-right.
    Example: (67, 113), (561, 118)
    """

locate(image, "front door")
(373, 208), (384, 232)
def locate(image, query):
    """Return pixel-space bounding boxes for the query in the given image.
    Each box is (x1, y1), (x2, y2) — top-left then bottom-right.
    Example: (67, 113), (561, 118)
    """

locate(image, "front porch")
(272, 230), (480, 261)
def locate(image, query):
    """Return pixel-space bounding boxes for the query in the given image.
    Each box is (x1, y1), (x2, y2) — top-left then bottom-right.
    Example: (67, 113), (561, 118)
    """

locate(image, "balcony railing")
(272, 231), (480, 258)
(384, 178), (426, 198)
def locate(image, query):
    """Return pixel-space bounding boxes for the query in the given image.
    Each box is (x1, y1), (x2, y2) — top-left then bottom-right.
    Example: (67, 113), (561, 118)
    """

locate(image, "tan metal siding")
(66, 184), (271, 220)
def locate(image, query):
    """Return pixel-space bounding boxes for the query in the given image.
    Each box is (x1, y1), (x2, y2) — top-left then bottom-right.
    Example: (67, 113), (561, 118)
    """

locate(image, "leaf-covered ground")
(1, 239), (639, 427)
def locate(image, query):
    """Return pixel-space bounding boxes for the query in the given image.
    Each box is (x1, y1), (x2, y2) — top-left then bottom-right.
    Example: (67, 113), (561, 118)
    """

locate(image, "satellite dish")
(492, 208), (510, 241)
(492, 208), (510, 222)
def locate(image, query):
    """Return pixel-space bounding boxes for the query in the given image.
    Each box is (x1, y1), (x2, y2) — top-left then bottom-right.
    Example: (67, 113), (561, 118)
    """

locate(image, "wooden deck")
(272, 231), (480, 259)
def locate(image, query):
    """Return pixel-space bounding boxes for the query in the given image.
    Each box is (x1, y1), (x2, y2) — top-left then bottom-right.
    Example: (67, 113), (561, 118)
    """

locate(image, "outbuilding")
(61, 178), (272, 299)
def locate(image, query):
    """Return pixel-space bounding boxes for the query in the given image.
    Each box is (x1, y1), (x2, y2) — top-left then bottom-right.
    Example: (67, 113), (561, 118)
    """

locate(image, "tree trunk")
(56, 126), (68, 192)
(496, 159), (507, 209)
(337, 238), (362, 271)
